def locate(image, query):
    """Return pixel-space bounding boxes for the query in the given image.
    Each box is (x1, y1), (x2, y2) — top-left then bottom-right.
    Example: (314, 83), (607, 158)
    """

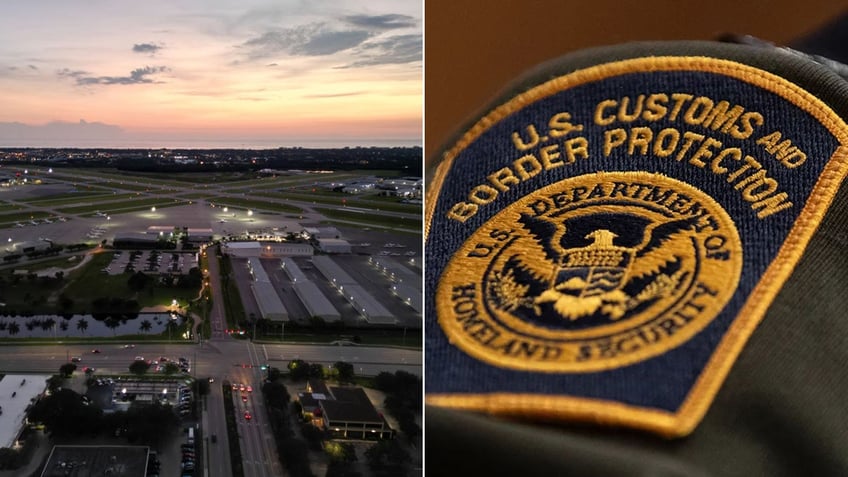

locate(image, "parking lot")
(104, 250), (198, 276)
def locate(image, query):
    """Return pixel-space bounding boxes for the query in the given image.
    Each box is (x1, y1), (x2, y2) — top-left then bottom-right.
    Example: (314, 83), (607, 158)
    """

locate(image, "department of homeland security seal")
(425, 42), (848, 437)
(437, 172), (742, 372)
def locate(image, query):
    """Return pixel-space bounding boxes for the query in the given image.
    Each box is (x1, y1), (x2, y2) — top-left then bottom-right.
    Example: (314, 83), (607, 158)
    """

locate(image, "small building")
(186, 228), (214, 243)
(297, 381), (393, 440)
(112, 233), (160, 248)
(316, 238), (352, 254)
(0, 374), (49, 449)
(146, 225), (175, 237)
(260, 242), (313, 258)
(11, 240), (53, 253)
(319, 386), (394, 440)
(223, 241), (261, 257)
(303, 226), (343, 239)
(224, 241), (313, 258)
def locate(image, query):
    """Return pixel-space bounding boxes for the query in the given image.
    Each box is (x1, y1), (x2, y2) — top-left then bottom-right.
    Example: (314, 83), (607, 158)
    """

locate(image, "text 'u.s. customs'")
(448, 92), (806, 222)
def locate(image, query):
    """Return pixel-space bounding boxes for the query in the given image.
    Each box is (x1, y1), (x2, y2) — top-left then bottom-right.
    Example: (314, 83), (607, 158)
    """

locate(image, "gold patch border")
(424, 56), (848, 438)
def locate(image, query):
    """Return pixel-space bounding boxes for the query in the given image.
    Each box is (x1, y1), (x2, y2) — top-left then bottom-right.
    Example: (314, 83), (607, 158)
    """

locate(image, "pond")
(0, 312), (189, 338)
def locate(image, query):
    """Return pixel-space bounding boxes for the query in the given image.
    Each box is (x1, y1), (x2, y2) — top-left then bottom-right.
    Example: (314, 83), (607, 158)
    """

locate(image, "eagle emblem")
(487, 211), (698, 324)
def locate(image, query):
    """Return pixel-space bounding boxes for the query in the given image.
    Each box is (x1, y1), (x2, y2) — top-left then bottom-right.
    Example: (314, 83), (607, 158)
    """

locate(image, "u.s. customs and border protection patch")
(425, 41), (848, 437)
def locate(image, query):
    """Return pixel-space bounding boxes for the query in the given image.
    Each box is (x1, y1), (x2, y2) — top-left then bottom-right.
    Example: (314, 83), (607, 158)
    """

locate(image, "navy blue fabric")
(426, 68), (842, 412)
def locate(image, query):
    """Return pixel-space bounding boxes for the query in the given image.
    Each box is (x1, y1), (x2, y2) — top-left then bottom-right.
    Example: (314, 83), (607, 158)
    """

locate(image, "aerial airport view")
(0, 2), (423, 477)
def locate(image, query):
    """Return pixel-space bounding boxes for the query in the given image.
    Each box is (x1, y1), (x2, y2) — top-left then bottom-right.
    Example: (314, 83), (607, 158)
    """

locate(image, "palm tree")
(77, 318), (88, 335)
(41, 318), (56, 331)
(8, 322), (19, 336)
(105, 317), (121, 336)
(140, 319), (152, 333)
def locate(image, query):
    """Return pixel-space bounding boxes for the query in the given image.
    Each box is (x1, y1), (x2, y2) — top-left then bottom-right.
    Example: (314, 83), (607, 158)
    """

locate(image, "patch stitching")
(436, 171), (743, 373)
(425, 56), (848, 437)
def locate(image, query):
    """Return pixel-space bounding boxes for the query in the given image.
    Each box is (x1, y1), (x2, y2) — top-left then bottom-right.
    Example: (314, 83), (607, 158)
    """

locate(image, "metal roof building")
(316, 238), (352, 254)
(281, 258), (340, 322)
(370, 256), (422, 313)
(312, 256), (394, 324)
(247, 257), (271, 283)
(312, 255), (355, 284)
(223, 241), (261, 257)
(390, 282), (423, 314)
(251, 281), (288, 322)
(224, 241), (313, 258)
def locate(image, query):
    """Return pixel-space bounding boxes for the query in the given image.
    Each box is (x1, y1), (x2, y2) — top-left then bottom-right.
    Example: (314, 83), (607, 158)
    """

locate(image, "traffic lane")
(205, 380), (232, 477)
(231, 357), (281, 477)
(206, 245), (228, 339)
(0, 344), (202, 374)
(231, 371), (271, 477)
(260, 343), (422, 366)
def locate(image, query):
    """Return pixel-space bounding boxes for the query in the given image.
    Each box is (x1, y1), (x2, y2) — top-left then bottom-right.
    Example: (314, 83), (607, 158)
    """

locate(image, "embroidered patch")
(425, 52), (848, 437)
(438, 171), (742, 372)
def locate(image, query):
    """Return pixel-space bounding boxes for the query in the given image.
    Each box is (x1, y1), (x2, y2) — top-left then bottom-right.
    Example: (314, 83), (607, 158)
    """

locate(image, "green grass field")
(0, 251), (202, 314)
(314, 207), (420, 232)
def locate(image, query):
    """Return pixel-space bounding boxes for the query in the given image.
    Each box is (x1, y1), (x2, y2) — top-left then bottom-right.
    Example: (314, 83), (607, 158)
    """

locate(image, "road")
(0, 340), (420, 477)
(230, 342), (283, 477)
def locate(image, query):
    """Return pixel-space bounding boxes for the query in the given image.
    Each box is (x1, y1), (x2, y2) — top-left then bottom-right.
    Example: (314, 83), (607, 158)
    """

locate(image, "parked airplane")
(29, 220), (38, 226)
(14, 223), (24, 228)
(94, 211), (107, 217)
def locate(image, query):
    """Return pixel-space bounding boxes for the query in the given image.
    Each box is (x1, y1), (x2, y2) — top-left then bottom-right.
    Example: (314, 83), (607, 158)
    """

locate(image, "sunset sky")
(0, 0), (422, 148)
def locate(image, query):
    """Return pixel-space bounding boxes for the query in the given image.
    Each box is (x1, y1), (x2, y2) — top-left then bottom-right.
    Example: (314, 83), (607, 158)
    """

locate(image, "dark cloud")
(340, 34), (422, 68)
(28, 65), (38, 70)
(58, 66), (169, 86)
(242, 23), (373, 59)
(133, 43), (162, 54)
(344, 14), (416, 30)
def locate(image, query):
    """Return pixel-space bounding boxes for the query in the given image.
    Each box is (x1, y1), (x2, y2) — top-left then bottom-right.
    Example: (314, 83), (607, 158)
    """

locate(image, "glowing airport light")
(223, 207), (229, 213)
(247, 210), (254, 216)
(151, 207), (156, 212)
